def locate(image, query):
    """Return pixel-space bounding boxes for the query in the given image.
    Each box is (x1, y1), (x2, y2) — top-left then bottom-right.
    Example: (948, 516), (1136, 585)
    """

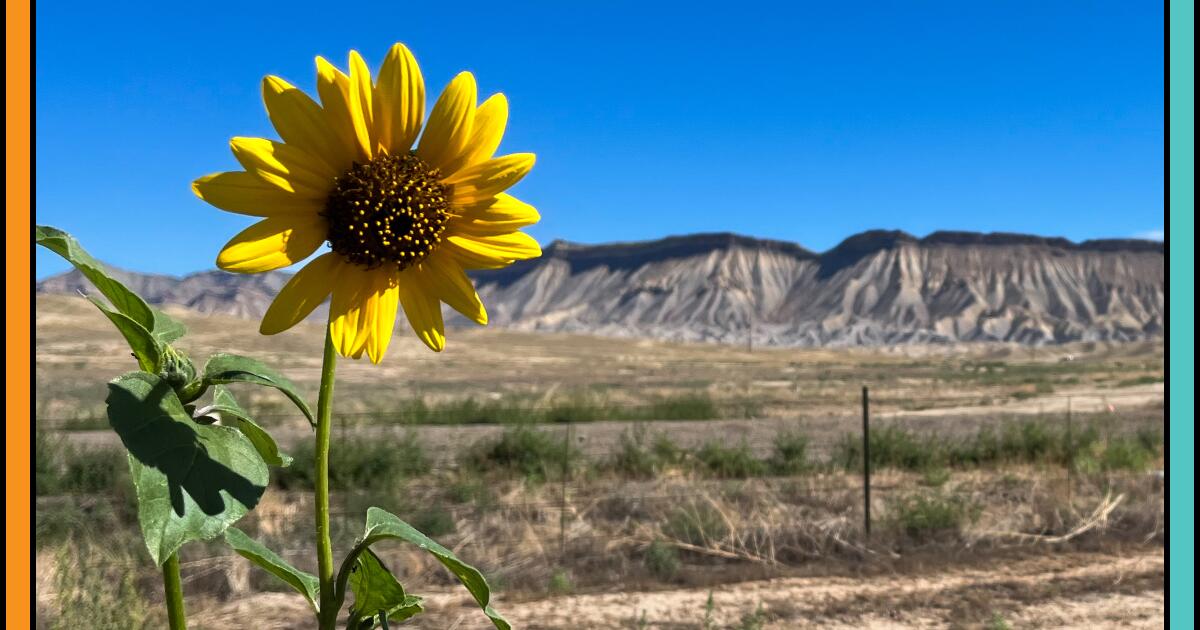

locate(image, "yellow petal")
(315, 56), (365, 164)
(398, 273), (446, 352)
(421, 255), (487, 325)
(193, 171), (324, 217)
(450, 193), (540, 235)
(262, 76), (351, 172)
(229, 137), (337, 197)
(416, 72), (476, 171)
(329, 270), (372, 357)
(364, 267), (401, 363)
(374, 43), (425, 154)
(444, 153), (536, 205)
(260, 252), (341, 334)
(347, 50), (375, 160)
(216, 215), (327, 273)
(441, 93), (508, 176)
(443, 232), (542, 270)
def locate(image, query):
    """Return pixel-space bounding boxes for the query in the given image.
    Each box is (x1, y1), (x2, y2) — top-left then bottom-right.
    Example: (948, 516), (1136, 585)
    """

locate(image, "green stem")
(162, 553), (188, 630)
(316, 329), (339, 629)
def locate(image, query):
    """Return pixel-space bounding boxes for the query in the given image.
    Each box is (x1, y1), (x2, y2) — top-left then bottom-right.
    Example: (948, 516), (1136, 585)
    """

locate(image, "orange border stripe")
(8, 0), (33, 625)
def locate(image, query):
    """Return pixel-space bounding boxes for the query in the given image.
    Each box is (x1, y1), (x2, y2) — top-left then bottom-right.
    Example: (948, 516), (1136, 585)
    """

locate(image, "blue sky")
(35, 1), (1164, 277)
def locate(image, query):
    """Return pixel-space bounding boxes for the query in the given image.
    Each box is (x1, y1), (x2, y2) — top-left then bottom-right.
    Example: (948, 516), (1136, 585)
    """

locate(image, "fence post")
(862, 385), (871, 538)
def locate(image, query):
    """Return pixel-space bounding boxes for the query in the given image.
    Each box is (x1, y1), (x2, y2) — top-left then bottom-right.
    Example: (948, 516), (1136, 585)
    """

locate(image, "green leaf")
(196, 386), (292, 467)
(224, 528), (320, 612)
(106, 372), (268, 565)
(339, 507), (509, 630)
(202, 354), (315, 426)
(346, 549), (424, 629)
(36, 225), (187, 343)
(86, 296), (162, 372)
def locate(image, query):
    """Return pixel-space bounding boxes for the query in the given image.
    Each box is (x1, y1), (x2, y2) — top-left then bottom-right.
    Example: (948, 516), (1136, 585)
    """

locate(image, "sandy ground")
(189, 548), (1163, 629)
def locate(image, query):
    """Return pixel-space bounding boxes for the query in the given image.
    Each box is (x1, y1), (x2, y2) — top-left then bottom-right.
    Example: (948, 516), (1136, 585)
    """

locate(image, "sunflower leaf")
(85, 296), (162, 372)
(346, 549), (424, 629)
(195, 386), (293, 467)
(201, 353), (315, 426)
(224, 528), (320, 612)
(337, 507), (509, 630)
(107, 372), (268, 565)
(35, 225), (187, 343)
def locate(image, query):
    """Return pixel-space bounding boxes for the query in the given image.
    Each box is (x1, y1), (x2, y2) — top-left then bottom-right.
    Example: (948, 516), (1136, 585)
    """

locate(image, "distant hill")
(37, 230), (1165, 346)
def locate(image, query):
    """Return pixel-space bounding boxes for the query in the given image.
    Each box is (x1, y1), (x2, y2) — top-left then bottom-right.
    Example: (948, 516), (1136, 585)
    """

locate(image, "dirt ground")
(190, 548), (1163, 629)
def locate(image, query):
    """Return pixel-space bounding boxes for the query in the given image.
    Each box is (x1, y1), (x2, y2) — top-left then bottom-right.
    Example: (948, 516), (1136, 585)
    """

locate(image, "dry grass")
(32, 295), (1166, 628)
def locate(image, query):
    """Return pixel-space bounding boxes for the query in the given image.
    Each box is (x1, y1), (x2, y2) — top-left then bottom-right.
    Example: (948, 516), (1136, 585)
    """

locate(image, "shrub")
(276, 432), (430, 490)
(999, 421), (1054, 461)
(768, 430), (810, 475)
(461, 426), (574, 482)
(1099, 437), (1155, 471)
(408, 506), (456, 537)
(60, 447), (126, 495)
(664, 504), (729, 545)
(888, 492), (978, 541)
(447, 475), (495, 507)
(869, 427), (937, 471)
(652, 433), (686, 466)
(645, 394), (720, 421)
(985, 613), (1013, 630)
(547, 570), (573, 595)
(643, 539), (681, 581)
(693, 441), (765, 478)
(608, 426), (660, 478)
(1135, 426), (1164, 452)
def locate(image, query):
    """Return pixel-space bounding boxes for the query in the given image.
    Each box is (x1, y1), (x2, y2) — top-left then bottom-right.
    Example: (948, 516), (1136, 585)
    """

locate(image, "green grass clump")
(833, 418), (1156, 474)
(693, 441), (765, 478)
(920, 467), (951, 488)
(381, 393), (742, 425)
(1115, 375), (1163, 388)
(35, 434), (127, 496)
(61, 448), (127, 495)
(547, 570), (573, 595)
(275, 432), (430, 491)
(407, 506), (456, 537)
(887, 491), (979, 541)
(608, 428), (660, 478)
(834, 426), (936, 471)
(768, 430), (810, 475)
(461, 426), (574, 482)
(50, 541), (163, 630)
(985, 613), (1013, 630)
(36, 432), (65, 496)
(1099, 439), (1154, 471)
(643, 539), (681, 581)
(664, 504), (729, 545)
(607, 426), (686, 478)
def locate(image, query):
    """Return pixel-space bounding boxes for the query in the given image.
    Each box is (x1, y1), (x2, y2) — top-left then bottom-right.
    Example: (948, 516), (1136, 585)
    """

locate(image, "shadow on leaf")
(106, 372), (265, 516)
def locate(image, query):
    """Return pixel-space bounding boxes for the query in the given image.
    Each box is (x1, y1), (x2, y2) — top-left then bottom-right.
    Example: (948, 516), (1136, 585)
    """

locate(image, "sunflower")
(194, 43), (540, 362)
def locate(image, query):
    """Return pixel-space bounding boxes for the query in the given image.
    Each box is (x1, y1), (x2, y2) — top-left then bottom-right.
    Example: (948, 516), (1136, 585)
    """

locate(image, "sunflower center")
(321, 153), (451, 270)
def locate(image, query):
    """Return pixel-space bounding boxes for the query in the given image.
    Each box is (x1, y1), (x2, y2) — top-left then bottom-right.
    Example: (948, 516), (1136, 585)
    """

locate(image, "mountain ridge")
(37, 229), (1165, 347)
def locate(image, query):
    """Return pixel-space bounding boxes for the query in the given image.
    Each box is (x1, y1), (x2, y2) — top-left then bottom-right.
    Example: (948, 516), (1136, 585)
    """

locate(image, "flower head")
(194, 44), (540, 362)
